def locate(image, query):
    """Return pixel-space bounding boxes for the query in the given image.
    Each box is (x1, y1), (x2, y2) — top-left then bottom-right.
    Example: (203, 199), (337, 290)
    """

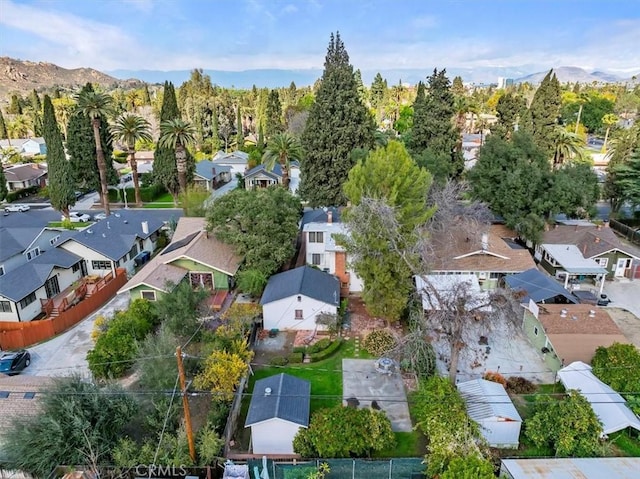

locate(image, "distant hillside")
(515, 66), (624, 84)
(0, 57), (143, 99)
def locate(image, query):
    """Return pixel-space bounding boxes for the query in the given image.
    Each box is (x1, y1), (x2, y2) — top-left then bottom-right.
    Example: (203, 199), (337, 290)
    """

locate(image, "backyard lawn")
(143, 192), (177, 209)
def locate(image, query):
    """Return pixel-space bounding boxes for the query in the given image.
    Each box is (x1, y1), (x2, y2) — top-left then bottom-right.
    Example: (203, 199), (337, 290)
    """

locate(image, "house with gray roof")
(58, 210), (164, 278)
(0, 137), (47, 157)
(260, 266), (339, 331)
(212, 150), (249, 176)
(0, 247), (84, 322)
(505, 268), (578, 305)
(245, 373), (310, 454)
(193, 160), (232, 190)
(3, 162), (47, 191)
(244, 161), (300, 194)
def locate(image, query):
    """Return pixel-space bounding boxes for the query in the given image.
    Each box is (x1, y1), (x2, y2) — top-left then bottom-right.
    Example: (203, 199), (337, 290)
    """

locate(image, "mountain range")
(0, 57), (637, 99)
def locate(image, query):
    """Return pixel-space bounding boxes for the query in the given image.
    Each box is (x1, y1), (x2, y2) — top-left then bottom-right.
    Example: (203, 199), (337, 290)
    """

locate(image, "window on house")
(308, 232), (324, 243)
(128, 244), (138, 261)
(72, 262), (80, 273)
(26, 248), (40, 261)
(295, 309), (303, 320)
(0, 265), (4, 277)
(0, 301), (11, 313)
(19, 293), (37, 309)
(595, 258), (608, 268)
(489, 272), (500, 279)
(141, 290), (157, 301)
(50, 235), (60, 246)
(91, 260), (111, 270)
(312, 253), (322, 265)
(534, 327), (538, 336)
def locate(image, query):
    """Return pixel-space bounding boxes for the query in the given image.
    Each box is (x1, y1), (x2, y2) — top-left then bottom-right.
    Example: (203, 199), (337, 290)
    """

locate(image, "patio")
(40, 272), (118, 318)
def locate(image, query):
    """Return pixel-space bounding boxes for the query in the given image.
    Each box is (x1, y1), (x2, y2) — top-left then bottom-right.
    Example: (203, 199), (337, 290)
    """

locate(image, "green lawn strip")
(609, 431), (640, 456)
(154, 192), (175, 202)
(47, 221), (91, 228)
(143, 203), (179, 209)
(374, 431), (422, 458)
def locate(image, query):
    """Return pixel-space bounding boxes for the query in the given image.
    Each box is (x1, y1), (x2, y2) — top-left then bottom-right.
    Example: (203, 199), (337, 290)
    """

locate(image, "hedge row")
(6, 185), (40, 202)
(308, 338), (343, 362)
(107, 184), (167, 203)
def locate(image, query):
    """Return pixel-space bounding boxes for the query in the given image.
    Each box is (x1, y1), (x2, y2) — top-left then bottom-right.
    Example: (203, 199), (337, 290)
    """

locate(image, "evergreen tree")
(257, 123), (265, 150)
(29, 89), (42, 112)
(265, 89), (283, 138)
(300, 32), (375, 206)
(493, 92), (527, 140)
(142, 84), (151, 105)
(153, 82), (183, 197)
(522, 70), (561, 157)
(43, 95), (75, 217)
(370, 72), (386, 110)
(0, 167), (7, 201)
(408, 69), (463, 182)
(0, 109), (7, 139)
(354, 68), (368, 104)
(235, 104), (243, 147)
(451, 76), (465, 96)
(66, 84), (117, 196)
(8, 94), (22, 115)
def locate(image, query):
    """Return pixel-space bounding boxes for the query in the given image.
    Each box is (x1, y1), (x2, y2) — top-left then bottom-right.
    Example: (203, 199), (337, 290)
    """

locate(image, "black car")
(0, 350), (31, 375)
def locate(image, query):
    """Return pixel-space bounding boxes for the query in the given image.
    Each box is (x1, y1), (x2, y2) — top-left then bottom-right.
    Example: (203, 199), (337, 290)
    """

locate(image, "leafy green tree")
(75, 89), (114, 215)
(178, 185), (210, 216)
(262, 132), (304, 189)
(206, 187), (301, 276)
(493, 92), (527, 140)
(604, 125), (640, 213)
(0, 167), (8, 201)
(2, 376), (138, 477)
(610, 147), (640, 209)
(468, 131), (553, 242)
(159, 118), (196, 193)
(441, 455), (494, 479)
(0, 108), (7, 138)
(550, 163), (599, 218)
(135, 324), (180, 390)
(341, 141), (433, 321)
(110, 113), (152, 205)
(561, 92), (615, 133)
(522, 70), (561, 157)
(526, 390), (603, 456)
(293, 405), (395, 457)
(408, 70), (463, 181)
(153, 81), (184, 198)
(154, 280), (208, 338)
(236, 268), (268, 297)
(42, 95), (75, 217)
(265, 89), (284, 138)
(300, 32), (375, 206)
(592, 342), (640, 414)
(601, 113), (619, 153)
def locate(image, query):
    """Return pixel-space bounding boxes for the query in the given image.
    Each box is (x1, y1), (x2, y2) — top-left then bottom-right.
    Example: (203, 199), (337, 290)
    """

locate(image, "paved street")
(23, 293), (131, 378)
(603, 279), (640, 318)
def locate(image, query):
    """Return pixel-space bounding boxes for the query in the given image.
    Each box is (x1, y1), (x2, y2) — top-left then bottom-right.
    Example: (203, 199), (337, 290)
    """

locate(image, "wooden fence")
(610, 218), (640, 246)
(0, 269), (127, 350)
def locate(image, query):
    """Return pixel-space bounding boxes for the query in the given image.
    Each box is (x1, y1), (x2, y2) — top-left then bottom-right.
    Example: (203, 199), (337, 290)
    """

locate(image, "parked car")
(65, 212), (92, 222)
(0, 349), (31, 375)
(93, 212), (107, 221)
(4, 204), (30, 212)
(74, 191), (84, 200)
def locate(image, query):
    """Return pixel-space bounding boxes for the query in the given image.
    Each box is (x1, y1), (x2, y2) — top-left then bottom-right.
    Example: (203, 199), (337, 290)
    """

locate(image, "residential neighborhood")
(1, 1), (640, 478)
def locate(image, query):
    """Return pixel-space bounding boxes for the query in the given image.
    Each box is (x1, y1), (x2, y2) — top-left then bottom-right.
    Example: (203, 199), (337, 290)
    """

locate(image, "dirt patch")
(347, 296), (404, 339)
(252, 330), (296, 365)
(606, 307), (640, 348)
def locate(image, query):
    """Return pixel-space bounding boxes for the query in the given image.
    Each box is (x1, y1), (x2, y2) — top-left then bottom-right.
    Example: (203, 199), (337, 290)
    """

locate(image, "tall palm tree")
(262, 133), (304, 190)
(552, 126), (586, 168)
(159, 118), (196, 194)
(111, 114), (152, 206)
(76, 91), (113, 215)
(601, 113), (619, 154)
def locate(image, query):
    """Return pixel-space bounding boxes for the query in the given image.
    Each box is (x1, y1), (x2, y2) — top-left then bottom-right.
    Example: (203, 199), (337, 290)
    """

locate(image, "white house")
(457, 378), (522, 448)
(302, 210), (363, 295)
(245, 373), (310, 454)
(3, 162), (48, 191)
(260, 266), (340, 331)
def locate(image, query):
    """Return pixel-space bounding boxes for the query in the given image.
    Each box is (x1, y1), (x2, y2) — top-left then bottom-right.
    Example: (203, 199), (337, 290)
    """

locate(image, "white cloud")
(410, 15), (438, 30)
(281, 4), (298, 15)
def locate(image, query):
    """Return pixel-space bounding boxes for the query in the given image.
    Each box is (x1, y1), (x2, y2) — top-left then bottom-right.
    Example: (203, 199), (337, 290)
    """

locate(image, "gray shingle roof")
(63, 210), (164, 261)
(195, 160), (232, 180)
(0, 210), (62, 261)
(0, 248), (82, 301)
(300, 207), (341, 227)
(245, 373), (310, 427)
(457, 378), (521, 422)
(260, 266), (340, 306)
(505, 268), (578, 304)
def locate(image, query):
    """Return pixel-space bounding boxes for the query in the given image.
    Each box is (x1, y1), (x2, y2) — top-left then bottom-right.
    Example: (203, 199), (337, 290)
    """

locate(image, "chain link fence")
(246, 458), (425, 479)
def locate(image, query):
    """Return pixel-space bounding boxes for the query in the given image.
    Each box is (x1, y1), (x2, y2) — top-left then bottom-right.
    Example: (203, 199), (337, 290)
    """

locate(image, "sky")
(0, 0), (639, 76)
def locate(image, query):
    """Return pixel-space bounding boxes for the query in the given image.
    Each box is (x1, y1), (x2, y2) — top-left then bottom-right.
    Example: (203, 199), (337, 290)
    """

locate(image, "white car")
(65, 212), (92, 223)
(93, 212), (107, 221)
(4, 204), (30, 212)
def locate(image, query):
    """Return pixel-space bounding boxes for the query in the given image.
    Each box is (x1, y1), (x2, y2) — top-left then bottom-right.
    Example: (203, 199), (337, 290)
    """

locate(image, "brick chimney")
(327, 210), (333, 224)
(595, 236), (600, 244)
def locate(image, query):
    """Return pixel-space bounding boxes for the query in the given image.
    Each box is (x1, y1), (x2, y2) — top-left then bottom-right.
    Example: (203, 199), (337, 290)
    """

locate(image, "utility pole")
(176, 346), (196, 462)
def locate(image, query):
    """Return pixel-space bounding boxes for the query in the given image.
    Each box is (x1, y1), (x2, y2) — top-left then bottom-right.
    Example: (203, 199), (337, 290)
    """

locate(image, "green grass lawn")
(609, 431), (640, 457)
(143, 203), (179, 209)
(48, 221), (91, 228)
(154, 192), (175, 202)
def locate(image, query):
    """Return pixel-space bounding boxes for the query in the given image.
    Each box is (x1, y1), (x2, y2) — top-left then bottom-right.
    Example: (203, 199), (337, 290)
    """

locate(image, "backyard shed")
(500, 457), (640, 478)
(245, 373), (311, 454)
(557, 361), (640, 436)
(457, 378), (522, 448)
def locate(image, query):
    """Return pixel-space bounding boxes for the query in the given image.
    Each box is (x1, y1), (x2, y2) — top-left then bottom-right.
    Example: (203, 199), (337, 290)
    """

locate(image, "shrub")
(288, 352), (304, 364)
(309, 338), (343, 362)
(270, 356), (288, 366)
(506, 376), (537, 394)
(6, 185), (39, 202)
(363, 330), (396, 356)
(293, 346), (307, 354)
(308, 338), (332, 354)
(483, 371), (507, 387)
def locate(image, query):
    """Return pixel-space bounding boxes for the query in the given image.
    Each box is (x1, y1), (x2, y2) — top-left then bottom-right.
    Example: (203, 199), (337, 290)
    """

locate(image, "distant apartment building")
(497, 77), (514, 89)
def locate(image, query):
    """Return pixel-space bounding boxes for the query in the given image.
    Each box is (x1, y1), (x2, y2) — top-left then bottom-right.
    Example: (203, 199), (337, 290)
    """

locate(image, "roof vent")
(114, 213), (121, 218)
(571, 315), (578, 321)
(264, 387), (272, 396)
(102, 233), (106, 238)
(142, 221), (149, 235)
(107, 221), (110, 229)
(87, 229), (93, 234)
(560, 309), (567, 318)
(123, 220), (128, 224)
(589, 310), (596, 318)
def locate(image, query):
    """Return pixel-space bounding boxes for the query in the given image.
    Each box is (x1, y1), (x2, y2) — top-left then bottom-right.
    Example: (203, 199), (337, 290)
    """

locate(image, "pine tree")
(493, 92), (527, 140)
(29, 89), (42, 111)
(354, 69), (368, 104)
(257, 123), (265, 150)
(142, 84), (151, 105)
(235, 104), (243, 147)
(370, 73), (386, 110)
(8, 94), (22, 115)
(0, 109), (7, 139)
(451, 76), (465, 96)
(300, 32), (375, 206)
(66, 84), (117, 197)
(43, 95), (75, 216)
(408, 69), (463, 181)
(522, 70), (561, 157)
(265, 89), (283, 138)
(153, 82), (194, 197)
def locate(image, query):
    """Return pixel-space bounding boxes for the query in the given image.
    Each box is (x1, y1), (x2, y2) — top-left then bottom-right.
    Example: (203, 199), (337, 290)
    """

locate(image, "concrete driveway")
(23, 293), (131, 378)
(603, 280), (640, 318)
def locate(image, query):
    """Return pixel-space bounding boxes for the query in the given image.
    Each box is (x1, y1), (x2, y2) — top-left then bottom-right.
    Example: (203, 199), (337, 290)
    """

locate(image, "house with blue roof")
(0, 248), (84, 322)
(244, 161), (300, 194)
(193, 160), (232, 191)
(245, 373), (310, 454)
(58, 210), (164, 277)
(260, 265), (339, 331)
